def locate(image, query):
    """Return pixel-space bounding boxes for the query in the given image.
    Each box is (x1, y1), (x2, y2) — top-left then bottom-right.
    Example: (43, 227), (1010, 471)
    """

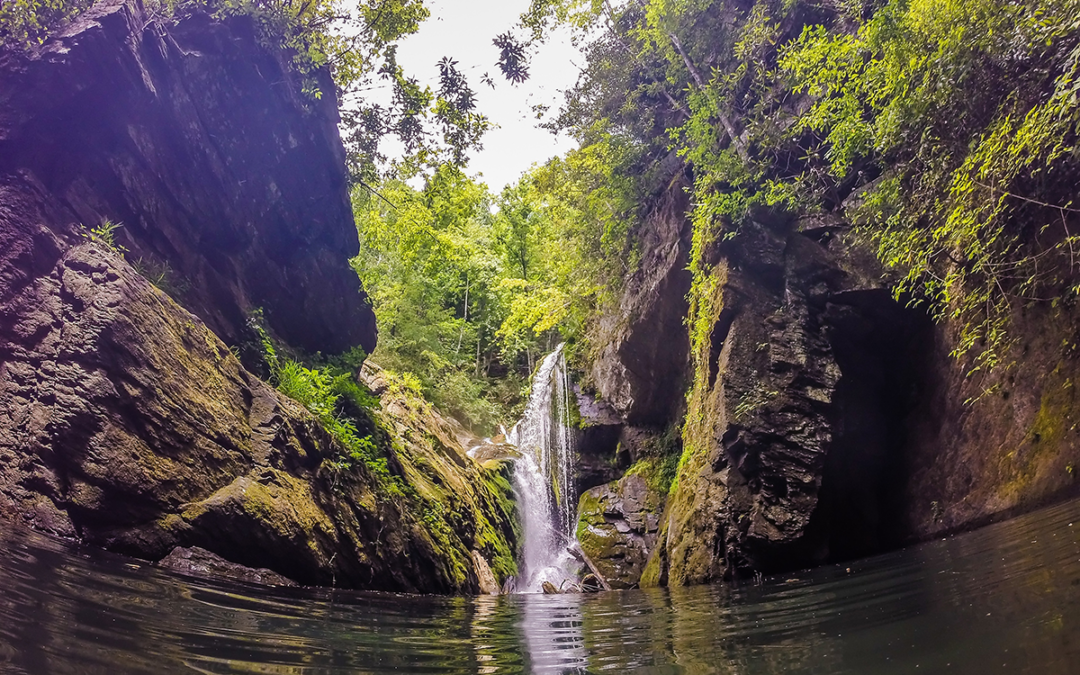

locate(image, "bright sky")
(378, 0), (585, 192)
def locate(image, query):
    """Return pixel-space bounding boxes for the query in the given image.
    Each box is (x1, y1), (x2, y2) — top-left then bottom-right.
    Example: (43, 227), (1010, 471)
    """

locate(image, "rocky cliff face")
(0, 0), (375, 355)
(898, 299), (1080, 540)
(0, 1), (517, 593)
(643, 212), (932, 585)
(590, 181), (692, 427)
(587, 183), (1080, 588)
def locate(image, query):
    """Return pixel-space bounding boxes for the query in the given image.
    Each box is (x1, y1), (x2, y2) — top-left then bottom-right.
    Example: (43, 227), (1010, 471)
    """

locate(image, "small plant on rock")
(82, 219), (127, 255)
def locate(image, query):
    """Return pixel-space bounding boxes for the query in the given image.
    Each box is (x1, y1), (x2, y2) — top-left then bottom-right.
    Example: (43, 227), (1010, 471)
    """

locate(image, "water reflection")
(3, 498), (1080, 673)
(519, 594), (587, 674)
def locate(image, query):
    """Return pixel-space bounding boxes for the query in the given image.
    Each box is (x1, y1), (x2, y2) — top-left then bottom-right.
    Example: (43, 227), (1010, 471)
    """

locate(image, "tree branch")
(667, 32), (749, 162)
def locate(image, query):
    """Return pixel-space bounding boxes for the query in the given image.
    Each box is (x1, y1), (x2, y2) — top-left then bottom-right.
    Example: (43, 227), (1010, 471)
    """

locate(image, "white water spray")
(506, 344), (579, 592)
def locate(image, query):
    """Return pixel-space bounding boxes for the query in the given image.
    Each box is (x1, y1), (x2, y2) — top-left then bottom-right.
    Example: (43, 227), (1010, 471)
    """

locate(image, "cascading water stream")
(506, 344), (579, 592)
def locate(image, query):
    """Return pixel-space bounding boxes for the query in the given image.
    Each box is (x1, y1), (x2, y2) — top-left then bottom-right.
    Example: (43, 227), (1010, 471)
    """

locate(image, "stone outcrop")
(0, 234), (517, 592)
(585, 185), (1080, 587)
(576, 472), (664, 588)
(0, 0), (376, 355)
(646, 211), (936, 584)
(0, 2), (518, 594)
(572, 385), (625, 497)
(590, 180), (692, 426)
(358, 361), (521, 589)
(158, 546), (297, 587)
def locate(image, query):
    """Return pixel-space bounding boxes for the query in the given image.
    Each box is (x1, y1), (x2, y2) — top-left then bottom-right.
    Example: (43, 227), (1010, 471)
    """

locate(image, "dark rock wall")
(587, 180), (1080, 587)
(572, 384), (626, 498)
(643, 215), (912, 585)
(898, 299), (1080, 540)
(0, 0), (375, 354)
(0, 177), (515, 594)
(590, 181), (692, 426)
(812, 290), (932, 560)
(0, 2), (519, 593)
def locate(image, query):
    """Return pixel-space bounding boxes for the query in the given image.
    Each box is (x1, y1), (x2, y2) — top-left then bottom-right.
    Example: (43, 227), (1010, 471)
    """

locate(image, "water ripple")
(3, 499), (1080, 673)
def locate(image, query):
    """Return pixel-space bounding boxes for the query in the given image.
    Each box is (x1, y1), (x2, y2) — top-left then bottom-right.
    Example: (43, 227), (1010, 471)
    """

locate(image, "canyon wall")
(0, 0), (374, 354)
(0, 0), (517, 592)
(580, 181), (1080, 588)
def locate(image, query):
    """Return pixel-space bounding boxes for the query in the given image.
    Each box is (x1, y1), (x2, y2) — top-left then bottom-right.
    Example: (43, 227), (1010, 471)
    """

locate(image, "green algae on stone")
(575, 472), (666, 589)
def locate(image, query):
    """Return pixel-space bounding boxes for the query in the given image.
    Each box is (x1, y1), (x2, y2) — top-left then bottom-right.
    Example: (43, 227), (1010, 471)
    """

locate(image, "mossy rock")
(575, 473), (665, 589)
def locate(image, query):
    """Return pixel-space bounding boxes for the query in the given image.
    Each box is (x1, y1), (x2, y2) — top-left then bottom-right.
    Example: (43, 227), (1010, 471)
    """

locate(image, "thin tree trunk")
(667, 32), (749, 162)
(456, 276), (470, 356)
(567, 543), (613, 591)
(475, 324), (483, 377)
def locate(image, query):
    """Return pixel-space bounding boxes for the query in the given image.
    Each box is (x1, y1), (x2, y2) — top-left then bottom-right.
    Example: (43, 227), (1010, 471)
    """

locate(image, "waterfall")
(506, 343), (579, 592)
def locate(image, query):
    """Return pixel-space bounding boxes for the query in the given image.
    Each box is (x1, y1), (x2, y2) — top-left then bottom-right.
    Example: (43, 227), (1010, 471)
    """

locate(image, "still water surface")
(3, 498), (1080, 674)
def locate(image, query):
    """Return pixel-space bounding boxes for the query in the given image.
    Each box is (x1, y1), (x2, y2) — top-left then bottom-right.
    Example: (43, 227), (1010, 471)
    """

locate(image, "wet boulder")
(158, 546), (298, 587)
(573, 385), (626, 497)
(576, 473), (664, 589)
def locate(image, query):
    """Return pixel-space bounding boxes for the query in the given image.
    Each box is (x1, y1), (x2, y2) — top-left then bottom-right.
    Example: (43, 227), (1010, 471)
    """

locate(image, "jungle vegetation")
(348, 0), (1080, 434)
(508, 0), (1080, 380)
(350, 153), (635, 431)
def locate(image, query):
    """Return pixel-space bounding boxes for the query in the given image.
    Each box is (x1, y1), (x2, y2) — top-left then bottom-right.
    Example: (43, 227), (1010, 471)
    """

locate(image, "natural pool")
(3, 497), (1080, 674)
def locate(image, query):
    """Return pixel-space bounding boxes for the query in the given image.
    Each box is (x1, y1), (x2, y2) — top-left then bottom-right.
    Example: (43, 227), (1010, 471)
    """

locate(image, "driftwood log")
(568, 543), (612, 591)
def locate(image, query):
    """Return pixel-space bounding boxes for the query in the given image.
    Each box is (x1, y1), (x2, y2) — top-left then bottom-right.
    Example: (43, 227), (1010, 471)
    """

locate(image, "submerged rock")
(159, 546), (297, 587)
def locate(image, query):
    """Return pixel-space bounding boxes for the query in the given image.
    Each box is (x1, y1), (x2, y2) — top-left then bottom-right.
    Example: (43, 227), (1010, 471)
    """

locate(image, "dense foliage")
(351, 147), (644, 432)
(432, 0), (1073, 505)
(781, 0), (1080, 370)
(0, 0), (94, 48)
(353, 167), (516, 431)
(508, 0), (1080, 380)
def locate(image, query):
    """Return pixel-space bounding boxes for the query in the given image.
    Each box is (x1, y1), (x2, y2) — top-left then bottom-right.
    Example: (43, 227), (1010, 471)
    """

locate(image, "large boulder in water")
(576, 472), (664, 589)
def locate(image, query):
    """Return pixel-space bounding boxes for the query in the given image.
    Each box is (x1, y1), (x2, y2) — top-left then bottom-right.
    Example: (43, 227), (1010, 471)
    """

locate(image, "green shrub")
(132, 257), (190, 300)
(275, 359), (403, 489)
(626, 455), (679, 497)
(246, 310), (401, 492)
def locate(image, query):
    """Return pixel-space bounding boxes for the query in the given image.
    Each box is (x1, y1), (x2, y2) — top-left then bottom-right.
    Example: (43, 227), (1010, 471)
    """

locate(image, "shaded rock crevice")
(634, 210), (938, 585)
(809, 290), (934, 563)
(591, 179), (693, 426)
